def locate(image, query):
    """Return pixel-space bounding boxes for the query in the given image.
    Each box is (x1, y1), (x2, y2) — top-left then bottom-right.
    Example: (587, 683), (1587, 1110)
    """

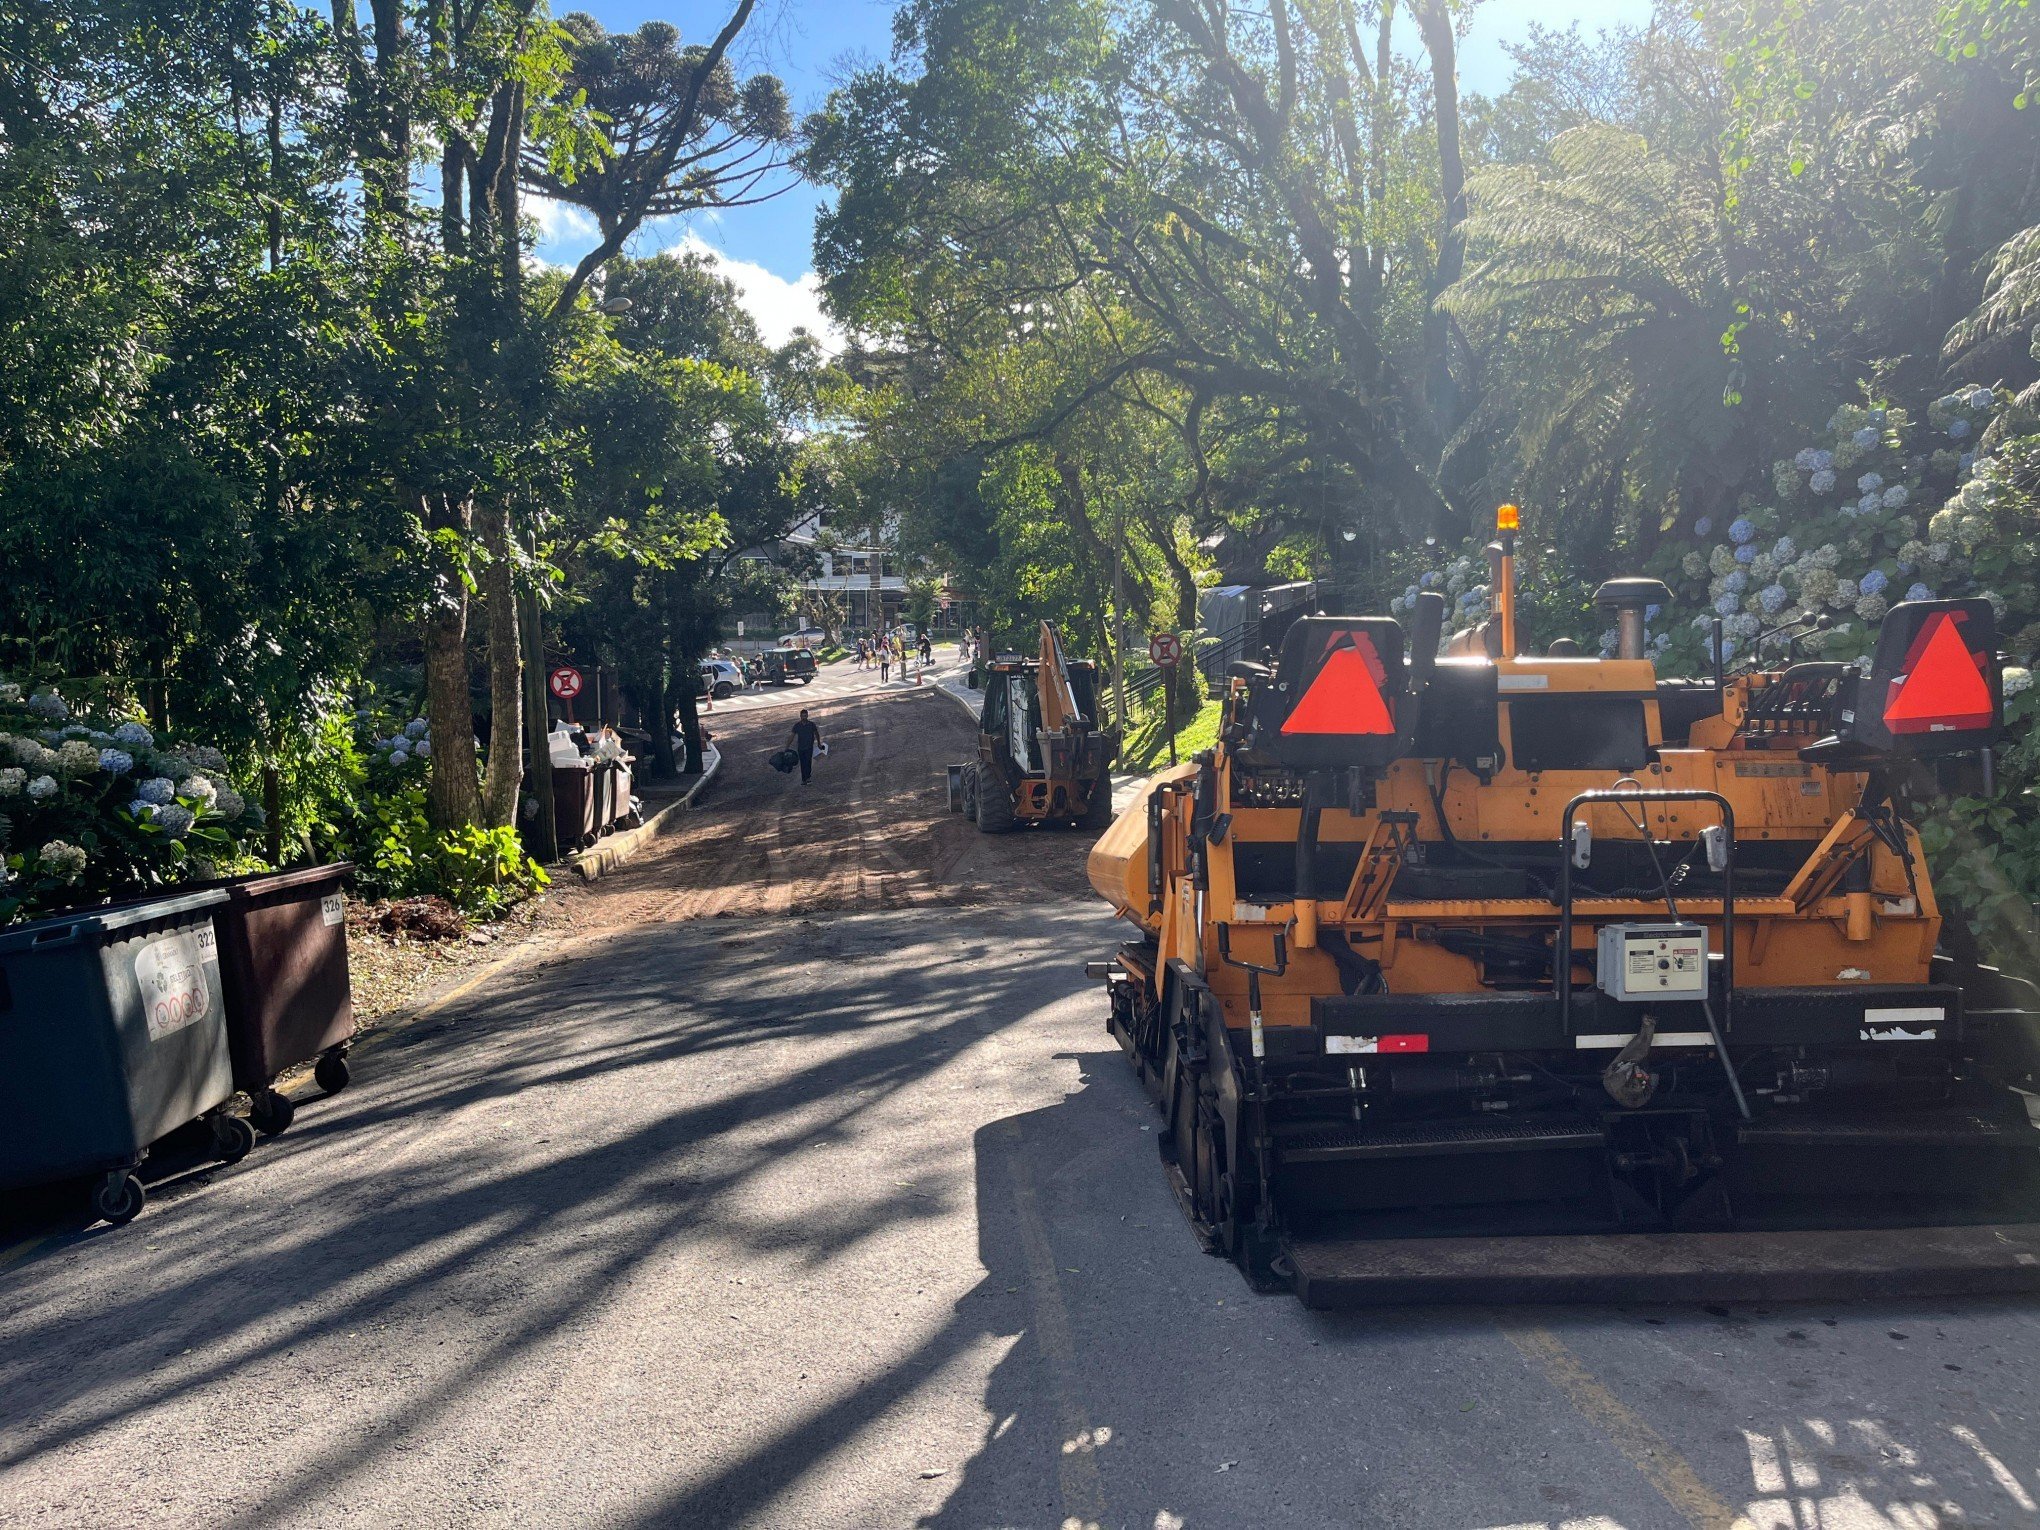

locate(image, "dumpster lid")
(222, 862), (355, 902)
(0, 886), (230, 954)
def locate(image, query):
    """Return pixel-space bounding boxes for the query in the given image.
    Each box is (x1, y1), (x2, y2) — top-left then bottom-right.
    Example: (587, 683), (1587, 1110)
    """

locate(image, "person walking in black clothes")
(789, 709), (823, 784)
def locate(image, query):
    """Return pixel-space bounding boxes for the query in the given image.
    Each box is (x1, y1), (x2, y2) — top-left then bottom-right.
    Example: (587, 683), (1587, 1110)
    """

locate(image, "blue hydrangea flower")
(1794, 448), (1820, 470)
(1724, 570), (1749, 594)
(1968, 386), (1993, 409)
(1714, 593), (1739, 616)
(1729, 517), (1756, 544)
(1813, 449), (1834, 471)
(1906, 582), (1932, 602)
(154, 804), (196, 838)
(1772, 536), (1797, 562)
(127, 799), (157, 821)
(1810, 469), (1836, 494)
(1694, 516), (1713, 537)
(1645, 604), (1662, 620)
(26, 693), (67, 722)
(1949, 419), (1971, 439)
(1882, 485), (1908, 509)
(1858, 473), (1883, 493)
(1734, 543), (1757, 564)
(1852, 427), (1877, 448)
(415, 740), (432, 758)
(1859, 569), (1888, 597)
(136, 776), (177, 805)
(1760, 583), (1789, 614)
(97, 749), (133, 775)
(111, 721), (153, 749)
(405, 718), (429, 740)
(1419, 572), (1436, 588)
(1959, 453), (1976, 472)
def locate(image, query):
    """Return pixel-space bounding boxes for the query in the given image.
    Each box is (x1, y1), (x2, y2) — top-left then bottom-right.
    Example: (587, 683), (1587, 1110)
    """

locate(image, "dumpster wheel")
(210, 1113), (256, 1165)
(90, 1171), (144, 1227)
(249, 1089), (295, 1137)
(315, 1049), (352, 1095)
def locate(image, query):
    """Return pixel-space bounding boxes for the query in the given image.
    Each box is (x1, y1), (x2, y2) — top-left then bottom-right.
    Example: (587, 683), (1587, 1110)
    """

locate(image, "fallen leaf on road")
(1216, 1460), (1238, 1473)
(919, 1469), (947, 1479)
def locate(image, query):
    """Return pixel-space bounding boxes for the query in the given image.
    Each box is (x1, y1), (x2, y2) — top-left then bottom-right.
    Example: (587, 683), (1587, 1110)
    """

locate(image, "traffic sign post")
(1150, 632), (1183, 766)
(548, 665), (585, 723)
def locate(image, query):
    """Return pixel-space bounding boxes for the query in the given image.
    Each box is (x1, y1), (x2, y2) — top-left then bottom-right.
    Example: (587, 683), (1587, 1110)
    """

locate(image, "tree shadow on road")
(0, 906), (1115, 1526)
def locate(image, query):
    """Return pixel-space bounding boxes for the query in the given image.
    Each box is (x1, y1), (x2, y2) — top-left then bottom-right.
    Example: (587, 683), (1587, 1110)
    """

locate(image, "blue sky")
(533, 0), (1653, 343)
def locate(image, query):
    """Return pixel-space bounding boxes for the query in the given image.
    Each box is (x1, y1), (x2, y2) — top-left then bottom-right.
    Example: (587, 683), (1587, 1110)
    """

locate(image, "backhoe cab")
(955, 622), (1117, 833)
(1087, 506), (2040, 1306)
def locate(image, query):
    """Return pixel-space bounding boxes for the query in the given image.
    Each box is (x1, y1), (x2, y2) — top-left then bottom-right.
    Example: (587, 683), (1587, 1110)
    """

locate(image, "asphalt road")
(4, 689), (2040, 1527)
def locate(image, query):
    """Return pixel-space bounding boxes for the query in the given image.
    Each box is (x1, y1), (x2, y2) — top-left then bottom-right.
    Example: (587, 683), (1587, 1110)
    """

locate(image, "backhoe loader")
(955, 622), (1116, 833)
(1087, 506), (2040, 1305)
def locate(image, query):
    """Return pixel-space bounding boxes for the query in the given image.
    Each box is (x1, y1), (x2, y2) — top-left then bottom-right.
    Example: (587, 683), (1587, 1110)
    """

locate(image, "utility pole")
(1111, 523), (1128, 735)
(520, 536), (558, 864)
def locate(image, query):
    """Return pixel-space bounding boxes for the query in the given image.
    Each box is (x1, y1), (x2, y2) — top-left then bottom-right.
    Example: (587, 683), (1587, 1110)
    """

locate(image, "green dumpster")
(0, 887), (255, 1225)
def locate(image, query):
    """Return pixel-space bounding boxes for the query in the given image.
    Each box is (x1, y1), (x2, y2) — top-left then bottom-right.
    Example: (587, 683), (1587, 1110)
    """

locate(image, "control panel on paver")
(1596, 923), (1709, 1002)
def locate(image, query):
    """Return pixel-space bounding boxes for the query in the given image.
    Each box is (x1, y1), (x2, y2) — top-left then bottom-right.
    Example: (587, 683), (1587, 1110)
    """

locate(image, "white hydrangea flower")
(2003, 666), (2033, 698)
(26, 774), (58, 800)
(0, 767), (24, 796)
(180, 774), (218, 810)
(36, 840), (87, 882)
(55, 739), (99, 777)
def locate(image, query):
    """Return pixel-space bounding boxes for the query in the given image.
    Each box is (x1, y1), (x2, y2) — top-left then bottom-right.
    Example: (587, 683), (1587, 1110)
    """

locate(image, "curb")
(567, 744), (723, 884)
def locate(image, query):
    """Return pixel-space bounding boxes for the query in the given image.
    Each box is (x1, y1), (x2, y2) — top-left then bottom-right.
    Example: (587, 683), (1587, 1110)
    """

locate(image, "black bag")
(769, 747), (799, 773)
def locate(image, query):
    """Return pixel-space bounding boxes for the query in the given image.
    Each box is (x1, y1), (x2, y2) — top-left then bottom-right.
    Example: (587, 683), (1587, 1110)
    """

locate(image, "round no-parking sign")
(548, 666), (585, 701)
(1148, 632), (1183, 667)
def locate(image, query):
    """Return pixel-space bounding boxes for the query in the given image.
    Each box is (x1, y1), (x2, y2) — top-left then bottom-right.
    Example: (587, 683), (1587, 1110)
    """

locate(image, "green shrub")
(353, 780), (548, 918)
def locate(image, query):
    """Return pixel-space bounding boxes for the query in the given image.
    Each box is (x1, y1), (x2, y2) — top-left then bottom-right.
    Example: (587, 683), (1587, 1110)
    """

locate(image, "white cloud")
(667, 232), (840, 354)
(523, 198), (842, 354)
(529, 195), (599, 249)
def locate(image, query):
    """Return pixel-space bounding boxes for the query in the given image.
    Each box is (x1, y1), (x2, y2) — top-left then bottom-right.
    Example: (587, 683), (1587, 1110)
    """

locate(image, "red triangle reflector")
(1883, 612), (1994, 734)
(1281, 640), (1395, 736)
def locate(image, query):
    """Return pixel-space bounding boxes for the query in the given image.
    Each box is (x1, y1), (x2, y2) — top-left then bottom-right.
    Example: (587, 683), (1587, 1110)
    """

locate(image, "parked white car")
(699, 657), (746, 699)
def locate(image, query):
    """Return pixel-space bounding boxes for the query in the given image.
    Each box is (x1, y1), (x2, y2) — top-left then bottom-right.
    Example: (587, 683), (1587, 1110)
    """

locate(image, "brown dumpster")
(553, 761), (598, 849)
(214, 863), (357, 1136)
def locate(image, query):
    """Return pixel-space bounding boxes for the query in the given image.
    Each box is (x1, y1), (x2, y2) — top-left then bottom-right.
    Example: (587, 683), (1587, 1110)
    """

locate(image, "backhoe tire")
(1077, 771), (1114, 831)
(974, 762), (1016, 834)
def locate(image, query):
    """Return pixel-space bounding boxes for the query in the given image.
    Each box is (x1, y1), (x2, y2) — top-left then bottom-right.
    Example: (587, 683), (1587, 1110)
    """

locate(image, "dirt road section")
(564, 682), (1093, 924)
